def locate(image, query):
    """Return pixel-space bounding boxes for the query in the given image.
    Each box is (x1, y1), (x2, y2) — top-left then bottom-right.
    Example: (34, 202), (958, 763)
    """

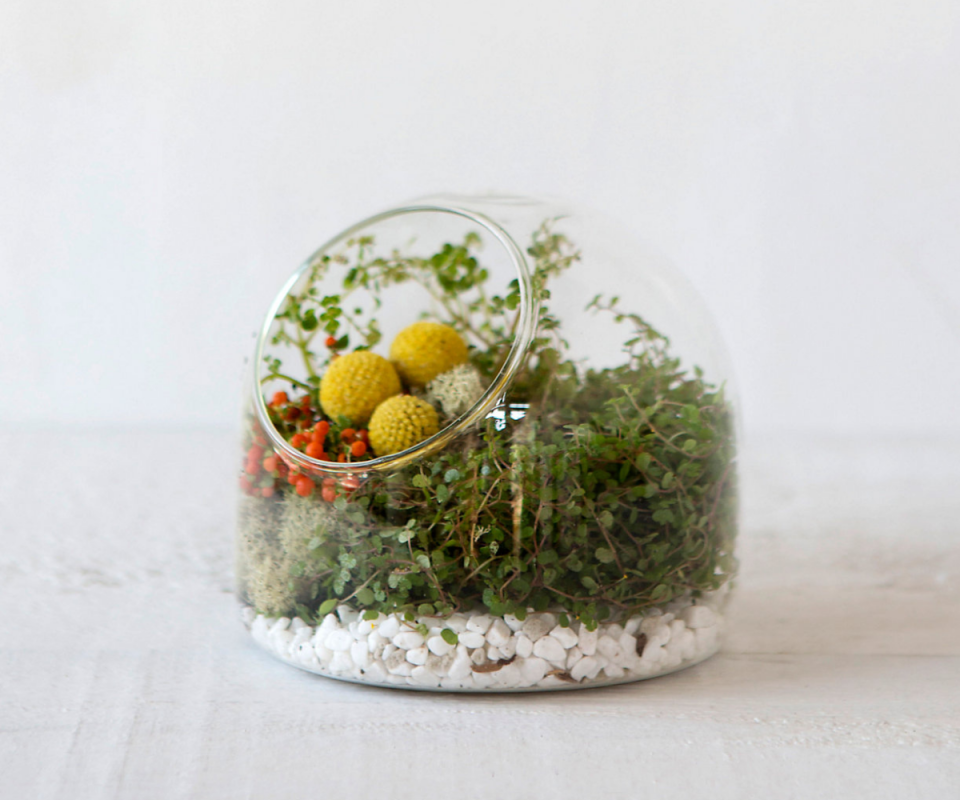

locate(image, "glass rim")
(252, 203), (537, 476)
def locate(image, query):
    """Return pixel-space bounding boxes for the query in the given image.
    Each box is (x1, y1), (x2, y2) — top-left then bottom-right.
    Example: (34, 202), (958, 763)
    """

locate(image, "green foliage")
(242, 220), (737, 629)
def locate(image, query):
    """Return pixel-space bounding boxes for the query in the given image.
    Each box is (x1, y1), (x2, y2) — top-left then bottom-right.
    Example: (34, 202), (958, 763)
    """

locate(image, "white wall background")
(1, 0), (958, 437)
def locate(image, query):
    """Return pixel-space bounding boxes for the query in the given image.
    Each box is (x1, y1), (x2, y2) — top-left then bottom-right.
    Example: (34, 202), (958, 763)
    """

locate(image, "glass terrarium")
(236, 195), (738, 691)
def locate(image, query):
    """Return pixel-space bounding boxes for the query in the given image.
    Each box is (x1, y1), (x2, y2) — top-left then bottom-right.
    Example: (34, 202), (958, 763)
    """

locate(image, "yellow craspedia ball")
(320, 350), (401, 425)
(389, 322), (469, 387)
(368, 395), (440, 456)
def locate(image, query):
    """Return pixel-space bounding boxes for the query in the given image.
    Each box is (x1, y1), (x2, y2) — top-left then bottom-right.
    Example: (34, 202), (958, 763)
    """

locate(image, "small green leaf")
(441, 628), (458, 645)
(317, 598), (338, 617)
(594, 547), (615, 564)
(356, 587), (374, 606)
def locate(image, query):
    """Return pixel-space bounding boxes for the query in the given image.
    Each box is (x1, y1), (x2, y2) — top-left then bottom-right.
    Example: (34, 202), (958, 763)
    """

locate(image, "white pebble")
(427, 652), (454, 677)
(378, 616), (400, 640)
(597, 635), (624, 665)
(471, 670), (495, 688)
(406, 646), (429, 666)
(670, 619), (687, 638)
(681, 605), (717, 629)
(318, 613), (339, 632)
(578, 625), (598, 656)
(606, 623), (624, 639)
(410, 666), (441, 687)
(385, 650), (412, 675)
(393, 631), (425, 650)
(498, 637), (517, 659)
(550, 625), (579, 649)
(350, 640), (370, 670)
(493, 663), (522, 687)
(520, 657), (548, 684)
(241, 606), (256, 626)
(329, 650), (353, 674)
(367, 631), (384, 654)
(521, 616), (552, 641)
(445, 614), (468, 633)
(271, 629), (294, 656)
(640, 616), (665, 635)
(566, 646), (583, 670)
(448, 648), (473, 680)
(295, 642), (318, 667)
(515, 635), (533, 659)
(471, 648), (488, 666)
(357, 617), (379, 635)
(618, 633), (639, 660)
(290, 617), (309, 632)
(325, 630), (353, 652)
(486, 619), (512, 647)
(427, 635), (454, 656)
(313, 640), (333, 664)
(459, 631), (485, 649)
(571, 656), (601, 682)
(533, 636), (566, 665)
(364, 661), (388, 683)
(336, 605), (359, 626)
(269, 617), (291, 635)
(486, 646), (503, 662)
(503, 613), (525, 632)
(465, 614), (493, 634)
(623, 616), (642, 636)
(292, 627), (313, 646)
(603, 663), (626, 680)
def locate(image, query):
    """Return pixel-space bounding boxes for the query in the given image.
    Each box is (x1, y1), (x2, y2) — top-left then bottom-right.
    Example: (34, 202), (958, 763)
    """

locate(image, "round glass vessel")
(236, 195), (738, 692)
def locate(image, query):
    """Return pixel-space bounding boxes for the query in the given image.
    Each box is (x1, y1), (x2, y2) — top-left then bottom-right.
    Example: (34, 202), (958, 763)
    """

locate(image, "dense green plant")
(238, 221), (737, 629)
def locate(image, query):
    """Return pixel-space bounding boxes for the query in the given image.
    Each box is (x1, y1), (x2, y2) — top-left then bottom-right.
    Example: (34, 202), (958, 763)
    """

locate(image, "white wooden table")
(1, 430), (957, 799)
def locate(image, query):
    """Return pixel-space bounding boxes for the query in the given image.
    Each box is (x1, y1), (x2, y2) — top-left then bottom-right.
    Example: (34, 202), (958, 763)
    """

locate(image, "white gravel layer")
(243, 589), (728, 692)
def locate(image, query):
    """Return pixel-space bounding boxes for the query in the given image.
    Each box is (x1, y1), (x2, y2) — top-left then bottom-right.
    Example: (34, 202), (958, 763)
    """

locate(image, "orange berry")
(325, 335), (338, 347)
(337, 453), (347, 462)
(295, 476), (315, 497)
(322, 477), (337, 488)
(287, 469), (300, 485)
(239, 477), (252, 493)
(350, 440), (367, 457)
(290, 433), (307, 448)
(261, 486), (275, 498)
(285, 406), (301, 421)
(305, 441), (324, 459)
(358, 429), (369, 444)
(340, 428), (356, 441)
(247, 445), (264, 462)
(270, 391), (288, 407)
(321, 485), (337, 503)
(313, 420), (330, 439)
(342, 475), (361, 493)
(262, 456), (278, 473)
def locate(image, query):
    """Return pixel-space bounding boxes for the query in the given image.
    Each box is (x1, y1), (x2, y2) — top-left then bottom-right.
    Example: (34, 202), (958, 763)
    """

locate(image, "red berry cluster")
(238, 389), (372, 500)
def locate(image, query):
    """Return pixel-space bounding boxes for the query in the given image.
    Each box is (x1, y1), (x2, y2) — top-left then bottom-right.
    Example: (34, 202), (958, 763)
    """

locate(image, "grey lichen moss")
(424, 363), (486, 419)
(236, 492), (339, 617)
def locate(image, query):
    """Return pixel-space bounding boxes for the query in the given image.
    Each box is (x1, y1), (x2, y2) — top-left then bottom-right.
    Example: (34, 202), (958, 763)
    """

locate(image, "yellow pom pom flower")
(320, 350), (401, 425)
(368, 395), (440, 456)
(389, 322), (469, 387)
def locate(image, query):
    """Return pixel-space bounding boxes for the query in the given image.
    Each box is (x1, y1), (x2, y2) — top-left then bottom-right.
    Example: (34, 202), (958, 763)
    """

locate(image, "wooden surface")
(1, 430), (958, 799)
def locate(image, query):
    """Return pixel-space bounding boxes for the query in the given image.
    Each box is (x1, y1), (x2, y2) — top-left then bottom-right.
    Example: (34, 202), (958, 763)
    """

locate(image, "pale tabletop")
(1, 430), (957, 799)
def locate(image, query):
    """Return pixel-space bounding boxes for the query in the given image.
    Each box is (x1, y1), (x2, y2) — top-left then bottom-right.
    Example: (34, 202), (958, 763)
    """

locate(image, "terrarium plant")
(236, 201), (737, 691)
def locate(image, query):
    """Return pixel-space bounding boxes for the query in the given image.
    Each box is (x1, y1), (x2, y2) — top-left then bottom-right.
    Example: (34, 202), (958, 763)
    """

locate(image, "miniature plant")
(237, 221), (737, 630)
